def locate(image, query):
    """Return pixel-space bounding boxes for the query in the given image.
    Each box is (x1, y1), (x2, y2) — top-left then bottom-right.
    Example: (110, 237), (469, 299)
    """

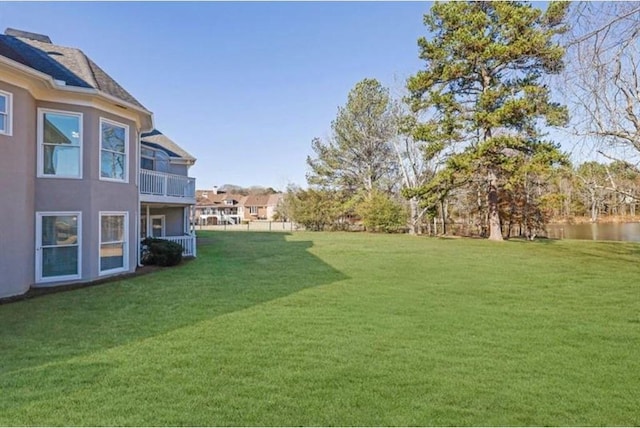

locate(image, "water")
(545, 222), (640, 242)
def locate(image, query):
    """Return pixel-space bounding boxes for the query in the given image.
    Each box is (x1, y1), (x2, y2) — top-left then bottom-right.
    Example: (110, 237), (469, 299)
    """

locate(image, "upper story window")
(37, 109), (82, 178)
(140, 145), (169, 173)
(155, 150), (170, 173)
(140, 147), (154, 170)
(100, 118), (128, 182)
(0, 90), (13, 136)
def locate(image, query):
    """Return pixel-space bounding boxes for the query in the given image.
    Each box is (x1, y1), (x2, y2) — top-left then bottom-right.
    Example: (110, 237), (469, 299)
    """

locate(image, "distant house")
(195, 188), (283, 223)
(242, 194), (283, 221)
(195, 188), (245, 225)
(0, 28), (197, 299)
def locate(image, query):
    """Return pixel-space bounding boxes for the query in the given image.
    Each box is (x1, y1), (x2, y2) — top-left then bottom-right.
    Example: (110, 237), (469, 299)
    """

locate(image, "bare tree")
(389, 103), (447, 235)
(563, 2), (640, 165)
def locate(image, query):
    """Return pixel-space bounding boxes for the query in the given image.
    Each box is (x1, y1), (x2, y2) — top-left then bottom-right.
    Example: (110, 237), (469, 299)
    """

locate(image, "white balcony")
(139, 169), (196, 204)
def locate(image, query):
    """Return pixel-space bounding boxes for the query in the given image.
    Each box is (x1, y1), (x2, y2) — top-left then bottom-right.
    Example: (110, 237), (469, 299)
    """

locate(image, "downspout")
(136, 114), (154, 267)
(136, 129), (143, 267)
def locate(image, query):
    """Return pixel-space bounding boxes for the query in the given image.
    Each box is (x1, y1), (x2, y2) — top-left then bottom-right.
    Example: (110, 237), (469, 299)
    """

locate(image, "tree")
(286, 187), (353, 231)
(560, 2), (640, 208)
(307, 78), (397, 196)
(563, 2), (640, 155)
(575, 161), (609, 222)
(356, 190), (406, 233)
(391, 103), (450, 235)
(408, 1), (570, 240)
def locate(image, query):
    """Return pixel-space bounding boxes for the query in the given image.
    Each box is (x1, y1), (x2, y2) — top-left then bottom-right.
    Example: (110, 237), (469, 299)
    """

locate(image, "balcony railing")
(140, 169), (195, 199)
(161, 235), (197, 257)
(140, 234), (197, 259)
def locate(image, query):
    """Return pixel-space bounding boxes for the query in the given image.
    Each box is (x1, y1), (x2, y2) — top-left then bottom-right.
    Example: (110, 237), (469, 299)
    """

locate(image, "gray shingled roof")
(0, 29), (146, 110)
(141, 129), (196, 162)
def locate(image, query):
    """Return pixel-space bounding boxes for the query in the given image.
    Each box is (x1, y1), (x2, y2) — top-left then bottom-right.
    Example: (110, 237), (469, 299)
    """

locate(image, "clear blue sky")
(0, 1), (432, 191)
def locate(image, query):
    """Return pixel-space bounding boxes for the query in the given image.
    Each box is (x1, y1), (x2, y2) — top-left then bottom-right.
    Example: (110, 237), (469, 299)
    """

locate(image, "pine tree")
(408, 1), (569, 240)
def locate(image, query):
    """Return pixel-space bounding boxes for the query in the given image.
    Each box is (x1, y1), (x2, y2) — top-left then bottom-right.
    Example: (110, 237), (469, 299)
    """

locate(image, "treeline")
(278, 160), (640, 235)
(217, 184), (279, 196)
(278, 2), (640, 239)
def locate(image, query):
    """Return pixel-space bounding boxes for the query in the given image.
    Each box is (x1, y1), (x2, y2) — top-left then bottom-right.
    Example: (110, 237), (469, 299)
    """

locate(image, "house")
(0, 28), (197, 299)
(242, 193), (283, 221)
(195, 188), (244, 225)
(194, 188), (283, 223)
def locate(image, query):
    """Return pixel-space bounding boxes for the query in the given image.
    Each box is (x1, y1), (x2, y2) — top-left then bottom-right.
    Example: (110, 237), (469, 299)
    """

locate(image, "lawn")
(0, 231), (639, 426)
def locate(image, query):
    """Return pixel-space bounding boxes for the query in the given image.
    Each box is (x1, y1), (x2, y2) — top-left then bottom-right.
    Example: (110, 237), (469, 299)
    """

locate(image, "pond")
(545, 222), (640, 242)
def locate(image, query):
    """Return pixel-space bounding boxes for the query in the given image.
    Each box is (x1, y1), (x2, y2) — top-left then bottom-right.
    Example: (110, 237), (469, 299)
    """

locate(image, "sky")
(0, 1), (432, 191)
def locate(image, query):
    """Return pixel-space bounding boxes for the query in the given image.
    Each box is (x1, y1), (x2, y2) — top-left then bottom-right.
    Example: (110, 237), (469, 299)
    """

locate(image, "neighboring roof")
(243, 194), (271, 207)
(141, 129), (195, 162)
(196, 190), (283, 208)
(0, 28), (146, 110)
(244, 194), (283, 207)
(267, 193), (283, 206)
(196, 191), (244, 207)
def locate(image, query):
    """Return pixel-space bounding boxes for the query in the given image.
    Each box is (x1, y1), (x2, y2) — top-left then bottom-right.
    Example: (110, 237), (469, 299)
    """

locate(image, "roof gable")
(141, 129), (195, 162)
(0, 28), (146, 110)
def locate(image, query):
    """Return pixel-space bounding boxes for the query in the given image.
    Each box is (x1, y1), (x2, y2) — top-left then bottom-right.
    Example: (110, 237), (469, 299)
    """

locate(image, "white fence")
(196, 221), (300, 232)
(140, 170), (196, 199)
(163, 235), (197, 257)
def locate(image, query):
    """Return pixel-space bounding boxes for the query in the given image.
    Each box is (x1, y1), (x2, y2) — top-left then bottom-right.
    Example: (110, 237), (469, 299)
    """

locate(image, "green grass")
(1, 231), (639, 426)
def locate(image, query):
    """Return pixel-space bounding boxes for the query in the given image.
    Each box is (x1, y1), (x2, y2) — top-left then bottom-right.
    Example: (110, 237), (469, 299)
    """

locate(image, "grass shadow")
(0, 231), (347, 374)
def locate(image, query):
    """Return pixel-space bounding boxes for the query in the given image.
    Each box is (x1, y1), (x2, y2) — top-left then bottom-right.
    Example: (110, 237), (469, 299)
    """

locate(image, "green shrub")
(357, 191), (406, 233)
(141, 238), (183, 267)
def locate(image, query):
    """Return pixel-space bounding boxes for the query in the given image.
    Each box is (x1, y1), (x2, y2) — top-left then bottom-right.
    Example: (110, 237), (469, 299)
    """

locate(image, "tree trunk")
(408, 197), (421, 235)
(440, 200), (447, 235)
(487, 169), (504, 241)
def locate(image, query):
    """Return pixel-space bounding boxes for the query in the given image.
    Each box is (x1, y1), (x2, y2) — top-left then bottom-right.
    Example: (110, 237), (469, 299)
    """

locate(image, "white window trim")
(249, 206), (258, 215)
(99, 117), (129, 183)
(35, 211), (82, 284)
(0, 90), (13, 136)
(37, 108), (83, 179)
(99, 211), (129, 276)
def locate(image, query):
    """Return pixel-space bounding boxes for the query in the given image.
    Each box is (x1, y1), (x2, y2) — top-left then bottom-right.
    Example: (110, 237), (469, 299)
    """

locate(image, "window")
(155, 150), (169, 173)
(150, 215), (165, 238)
(249, 206), (258, 215)
(0, 90), (12, 136)
(100, 212), (128, 274)
(140, 146), (170, 173)
(38, 109), (82, 178)
(36, 212), (81, 283)
(140, 147), (154, 170)
(100, 118), (128, 182)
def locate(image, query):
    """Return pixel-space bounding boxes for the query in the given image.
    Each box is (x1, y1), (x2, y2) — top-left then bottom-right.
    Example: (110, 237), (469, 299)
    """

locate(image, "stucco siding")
(34, 101), (140, 286)
(0, 82), (36, 298)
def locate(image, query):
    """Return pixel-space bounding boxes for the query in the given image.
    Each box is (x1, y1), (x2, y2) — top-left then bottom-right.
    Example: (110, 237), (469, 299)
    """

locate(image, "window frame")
(0, 90), (13, 136)
(35, 211), (82, 283)
(99, 211), (129, 276)
(249, 206), (258, 215)
(140, 146), (155, 171)
(99, 117), (129, 183)
(37, 108), (83, 179)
